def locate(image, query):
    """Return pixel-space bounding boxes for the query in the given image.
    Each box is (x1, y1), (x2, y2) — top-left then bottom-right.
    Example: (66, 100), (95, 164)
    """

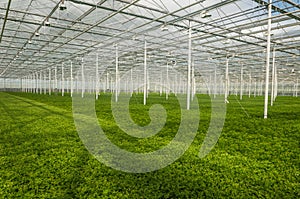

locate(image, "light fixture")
(200, 10), (211, 18)
(264, 32), (274, 36)
(223, 39), (230, 44)
(45, 18), (50, 27)
(171, 60), (177, 66)
(59, 0), (67, 11)
(161, 23), (168, 31)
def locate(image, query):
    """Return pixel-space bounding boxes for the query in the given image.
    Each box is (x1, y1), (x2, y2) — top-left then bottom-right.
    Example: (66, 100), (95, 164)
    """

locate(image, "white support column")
(115, 44), (119, 102)
(29, 75), (31, 93)
(106, 71), (109, 93)
(214, 67), (217, 99)
(174, 73), (178, 96)
(55, 66), (57, 92)
(248, 72), (251, 98)
(240, 64), (243, 100)
(295, 78), (298, 97)
(187, 23), (192, 110)
(110, 74), (113, 94)
(130, 68), (133, 96)
(48, 68), (51, 95)
(61, 63), (65, 96)
(67, 78), (69, 93)
(260, 81), (263, 96)
(264, 0), (272, 119)
(70, 61), (73, 97)
(274, 65), (278, 99)
(39, 72), (42, 94)
(76, 76), (78, 93)
(25, 77), (27, 93)
(271, 47), (276, 106)
(234, 79), (239, 96)
(81, 58), (84, 98)
(160, 72), (163, 96)
(23, 77), (25, 92)
(44, 72), (47, 95)
(33, 75), (35, 94)
(254, 81), (257, 97)
(225, 57), (229, 103)
(95, 54), (99, 100)
(179, 75), (182, 94)
(192, 60), (195, 101)
(166, 62), (169, 100)
(62, 64), (64, 96)
(26, 76), (29, 93)
(147, 68), (150, 98)
(143, 41), (147, 105)
(208, 74), (212, 96)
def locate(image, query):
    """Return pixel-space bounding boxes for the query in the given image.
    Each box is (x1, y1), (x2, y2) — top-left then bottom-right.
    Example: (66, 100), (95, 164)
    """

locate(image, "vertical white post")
(49, 68), (51, 95)
(115, 44), (119, 102)
(33, 74), (35, 94)
(261, 81), (264, 96)
(143, 40), (147, 105)
(187, 22), (192, 110)
(264, 0), (272, 119)
(62, 64), (64, 96)
(39, 72), (42, 94)
(25, 77), (28, 93)
(96, 54), (99, 100)
(174, 73), (178, 96)
(44, 72), (46, 95)
(147, 68), (150, 98)
(271, 47), (276, 106)
(214, 67), (217, 99)
(225, 57), (229, 103)
(254, 81), (257, 97)
(160, 72), (163, 96)
(274, 65), (278, 99)
(110, 75), (113, 94)
(106, 71), (109, 92)
(81, 58), (84, 98)
(192, 60), (195, 101)
(76, 76), (78, 93)
(30, 75), (33, 93)
(70, 61), (73, 97)
(208, 75), (212, 96)
(67, 78), (69, 93)
(55, 66), (57, 92)
(296, 78), (298, 97)
(130, 68), (133, 96)
(166, 62), (169, 100)
(248, 72), (251, 98)
(240, 64), (243, 100)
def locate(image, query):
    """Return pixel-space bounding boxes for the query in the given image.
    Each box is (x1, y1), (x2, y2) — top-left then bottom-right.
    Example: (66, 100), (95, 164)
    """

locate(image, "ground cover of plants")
(0, 91), (299, 198)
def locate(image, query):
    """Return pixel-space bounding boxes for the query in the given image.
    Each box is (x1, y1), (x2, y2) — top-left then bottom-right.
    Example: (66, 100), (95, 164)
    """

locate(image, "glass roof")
(0, 0), (299, 83)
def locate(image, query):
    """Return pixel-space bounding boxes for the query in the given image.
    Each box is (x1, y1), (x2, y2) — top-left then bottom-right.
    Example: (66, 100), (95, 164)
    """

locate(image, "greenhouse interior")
(0, 0), (299, 198)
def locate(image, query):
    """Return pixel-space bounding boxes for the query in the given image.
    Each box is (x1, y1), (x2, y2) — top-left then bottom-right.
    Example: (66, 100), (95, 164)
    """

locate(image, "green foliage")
(0, 92), (299, 198)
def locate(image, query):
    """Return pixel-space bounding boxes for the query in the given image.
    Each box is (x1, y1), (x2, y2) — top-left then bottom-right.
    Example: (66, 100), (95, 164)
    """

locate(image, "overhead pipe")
(264, 0), (272, 119)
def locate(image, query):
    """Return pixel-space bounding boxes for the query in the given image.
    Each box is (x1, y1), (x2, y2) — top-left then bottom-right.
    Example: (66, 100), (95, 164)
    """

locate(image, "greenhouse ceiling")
(0, 0), (299, 82)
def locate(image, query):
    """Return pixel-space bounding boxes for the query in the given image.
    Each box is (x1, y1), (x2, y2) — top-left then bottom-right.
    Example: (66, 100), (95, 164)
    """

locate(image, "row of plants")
(0, 92), (299, 198)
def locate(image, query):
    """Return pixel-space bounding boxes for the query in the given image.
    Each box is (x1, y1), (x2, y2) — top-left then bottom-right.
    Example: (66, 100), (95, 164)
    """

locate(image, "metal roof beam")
(253, 0), (300, 21)
(0, 0), (12, 44)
